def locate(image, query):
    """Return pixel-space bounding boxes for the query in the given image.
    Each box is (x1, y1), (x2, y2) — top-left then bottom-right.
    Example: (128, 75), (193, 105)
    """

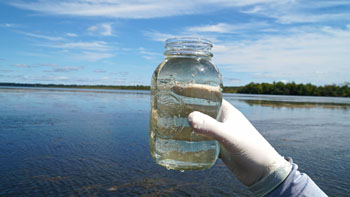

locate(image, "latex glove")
(188, 99), (291, 186)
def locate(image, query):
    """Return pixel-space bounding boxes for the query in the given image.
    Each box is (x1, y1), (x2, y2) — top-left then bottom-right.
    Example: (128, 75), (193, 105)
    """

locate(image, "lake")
(0, 87), (349, 196)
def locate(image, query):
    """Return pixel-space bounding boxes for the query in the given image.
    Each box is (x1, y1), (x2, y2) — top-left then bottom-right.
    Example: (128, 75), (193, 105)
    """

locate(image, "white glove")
(188, 99), (291, 186)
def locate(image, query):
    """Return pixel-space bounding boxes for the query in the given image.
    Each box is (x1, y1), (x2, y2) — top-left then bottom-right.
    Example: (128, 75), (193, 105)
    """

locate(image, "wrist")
(249, 157), (292, 196)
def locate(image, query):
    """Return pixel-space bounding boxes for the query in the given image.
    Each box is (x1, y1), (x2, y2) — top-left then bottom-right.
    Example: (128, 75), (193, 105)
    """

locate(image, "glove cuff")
(248, 157), (292, 196)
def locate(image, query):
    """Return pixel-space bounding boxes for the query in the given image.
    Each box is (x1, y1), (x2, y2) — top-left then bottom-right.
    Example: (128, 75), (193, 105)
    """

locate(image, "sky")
(0, 0), (350, 86)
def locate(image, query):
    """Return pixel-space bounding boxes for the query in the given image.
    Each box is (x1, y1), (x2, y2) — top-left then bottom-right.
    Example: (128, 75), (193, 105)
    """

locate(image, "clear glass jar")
(149, 37), (223, 171)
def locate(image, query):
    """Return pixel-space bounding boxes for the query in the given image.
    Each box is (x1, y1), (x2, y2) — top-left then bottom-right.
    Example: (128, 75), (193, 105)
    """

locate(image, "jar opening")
(164, 37), (213, 58)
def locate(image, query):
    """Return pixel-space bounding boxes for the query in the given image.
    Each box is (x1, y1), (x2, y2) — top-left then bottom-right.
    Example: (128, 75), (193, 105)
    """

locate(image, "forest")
(234, 82), (350, 97)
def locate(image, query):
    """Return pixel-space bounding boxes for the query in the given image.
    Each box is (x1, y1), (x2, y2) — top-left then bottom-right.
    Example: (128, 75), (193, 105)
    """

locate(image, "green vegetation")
(237, 82), (350, 97)
(1, 82), (350, 97)
(222, 86), (240, 93)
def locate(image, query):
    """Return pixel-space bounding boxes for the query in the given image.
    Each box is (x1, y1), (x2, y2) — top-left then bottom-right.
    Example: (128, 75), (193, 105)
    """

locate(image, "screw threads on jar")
(164, 37), (213, 58)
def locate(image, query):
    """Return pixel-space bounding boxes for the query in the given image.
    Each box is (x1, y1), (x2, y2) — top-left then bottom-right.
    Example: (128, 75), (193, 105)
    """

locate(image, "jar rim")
(165, 37), (213, 47)
(164, 37), (213, 58)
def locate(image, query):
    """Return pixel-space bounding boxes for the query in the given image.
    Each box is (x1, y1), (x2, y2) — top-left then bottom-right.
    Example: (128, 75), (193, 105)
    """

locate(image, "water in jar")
(149, 56), (222, 171)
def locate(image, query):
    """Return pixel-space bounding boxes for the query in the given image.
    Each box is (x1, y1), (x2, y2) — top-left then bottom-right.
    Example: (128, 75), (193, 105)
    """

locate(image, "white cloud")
(6, 0), (350, 85)
(144, 31), (219, 43)
(7, 0), (284, 19)
(46, 66), (82, 72)
(65, 75), (129, 85)
(280, 79), (289, 84)
(241, 6), (263, 14)
(94, 69), (106, 73)
(275, 13), (350, 24)
(72, 51), (114, 61)
(38, 63), (59, 67)
(139, 47), (160, 60)
(50, 76), (69, 81)
(224, 77), (241, 84)
(6, 0), (350, 26)
(213, 26), (350, 84)
(0, 23), (17, 28)
(186, 22), (269, 33)
(22, 32), (64, 41)
(20, 36), (115, 62)
(2, 74), (70, 82)
(47, 41), (111, 51)
(144, 31), (176, 42)
(187, 23), (234, 33)
(240, 1), (350, 24)
(88, 23), (113, 36)
(0, 69), (11, 73)
(12, 64), (31, 68)
(66, 33), (78, 37)
(7, 0), (350, 29)
(100, 76), (110, 81)
(11, 63), (83, 72)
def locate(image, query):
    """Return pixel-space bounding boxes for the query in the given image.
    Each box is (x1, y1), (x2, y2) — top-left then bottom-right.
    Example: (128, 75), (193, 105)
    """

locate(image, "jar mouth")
(164, 37), (213, 58)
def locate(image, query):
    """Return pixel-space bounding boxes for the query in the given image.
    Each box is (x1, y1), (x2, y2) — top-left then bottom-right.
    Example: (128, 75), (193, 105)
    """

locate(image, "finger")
(217, 99), (234, 122)
(220, 99), (248, 123)
(188, 111), (225, 140)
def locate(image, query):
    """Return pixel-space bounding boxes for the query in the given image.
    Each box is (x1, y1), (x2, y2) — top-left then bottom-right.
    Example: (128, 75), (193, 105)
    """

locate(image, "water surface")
(0, 87), (349, 196)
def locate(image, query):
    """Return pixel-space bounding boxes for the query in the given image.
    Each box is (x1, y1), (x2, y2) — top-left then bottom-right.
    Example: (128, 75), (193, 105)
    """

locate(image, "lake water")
(0, 87), (349, 196)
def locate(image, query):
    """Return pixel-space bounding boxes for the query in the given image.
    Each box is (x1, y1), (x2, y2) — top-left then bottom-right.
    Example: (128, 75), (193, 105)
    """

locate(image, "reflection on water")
(242, 99), (350, 110)
(0, 88), (349, 196)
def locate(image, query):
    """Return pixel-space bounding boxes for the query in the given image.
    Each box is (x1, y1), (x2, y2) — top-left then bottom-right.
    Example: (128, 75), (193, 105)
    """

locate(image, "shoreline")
(1, 82), (349, 97)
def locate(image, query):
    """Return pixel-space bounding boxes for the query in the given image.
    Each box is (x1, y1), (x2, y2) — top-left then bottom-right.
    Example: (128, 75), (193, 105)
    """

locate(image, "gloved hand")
(188, 99), (291, 186)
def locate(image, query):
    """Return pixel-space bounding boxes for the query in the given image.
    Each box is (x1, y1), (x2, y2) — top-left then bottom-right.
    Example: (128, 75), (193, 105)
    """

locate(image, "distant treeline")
(0, 82), (150, 90)
(236, 82), (350, 97)
(0, 82), (240, 93)
(1, 82), (350, 97)
(223, 86), (240, 93)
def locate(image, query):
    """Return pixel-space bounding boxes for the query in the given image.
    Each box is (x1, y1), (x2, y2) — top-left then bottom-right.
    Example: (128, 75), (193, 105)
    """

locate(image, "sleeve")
(249, 158), (327, 197)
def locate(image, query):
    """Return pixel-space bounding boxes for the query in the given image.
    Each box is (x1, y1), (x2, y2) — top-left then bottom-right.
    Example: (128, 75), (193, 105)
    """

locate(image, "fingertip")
(188, 111), (197, 122)
(188, 111), (204, 130)
(188, 111), (224, 140)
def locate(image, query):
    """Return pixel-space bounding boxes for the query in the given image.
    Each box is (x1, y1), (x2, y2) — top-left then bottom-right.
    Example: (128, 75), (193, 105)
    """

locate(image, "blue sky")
(0, 0), (349, 86)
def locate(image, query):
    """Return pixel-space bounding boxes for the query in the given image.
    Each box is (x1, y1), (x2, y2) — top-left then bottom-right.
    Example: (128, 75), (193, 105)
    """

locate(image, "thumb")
(188, 111), (225, 141)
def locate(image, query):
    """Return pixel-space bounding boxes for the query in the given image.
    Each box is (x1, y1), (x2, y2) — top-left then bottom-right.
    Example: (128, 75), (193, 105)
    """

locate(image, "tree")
(236, 82), (350, 97)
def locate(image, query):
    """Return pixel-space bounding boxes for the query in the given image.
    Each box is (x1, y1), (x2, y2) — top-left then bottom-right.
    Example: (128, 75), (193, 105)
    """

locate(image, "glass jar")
(149, 37), (223, 171)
